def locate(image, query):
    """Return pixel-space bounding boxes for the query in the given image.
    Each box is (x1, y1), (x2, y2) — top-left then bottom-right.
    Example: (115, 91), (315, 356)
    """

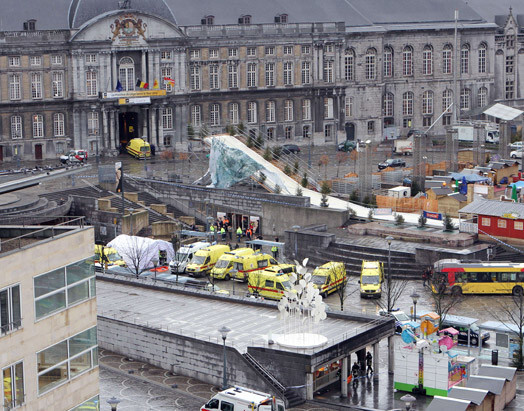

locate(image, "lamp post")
(410, 290), (420, 321)
(152, 257), (158, 282)
(386, 236), (393, 312)
(400, 394), (416, 411)
(107, 397), (121, 411)
(292, 225), (301, 259)
(218, 326), (231, 390)
(127, 208), (134, 236)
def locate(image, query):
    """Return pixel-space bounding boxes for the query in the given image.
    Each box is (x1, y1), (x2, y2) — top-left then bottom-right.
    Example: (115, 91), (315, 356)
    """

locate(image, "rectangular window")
(53, 113), (65, 137)
(481, 217), (490, 226)
(324, 97), (334, 119)
(325, 44), (334, 53)
(283, 62), (293, 85)
(9, 56), (21, 67)
(284, 100), (293, 122)
(478, 48), (486, 73)
(505, 80), (514, 100)
(34, 258), (95, 320)
(52, 72), (64, 98)
(365, 54), (376, 80)
(383, 50), (392, 77)
(344, 55), (354, 81)
(265, 63), (275, 87)
(302, 99), (311, 121)
(515, 221), (523, 231)
(86, 71), (98, 97)
(301, 61), (311, 85)
(190, 65), (201, 91)
(498, 219), (507, 229)
(247, 63), (257, 87)
(161, 67), (173, 92)
(85, 53), (97, 63)
(265, 46), (275, 56)
(506, 55), (514, 74)
(229, 103), (239, 125)
(31, 72), (43, 99)
(367, 121), (375, 133)
(191, 105), (201, 126)
(33, 114), (44, 138)
(228, 48), (238, 58)
(161, 50), (172, 60)
(443, 47), (452, 74)
(9, 74), (21, 100)
(284, 126), (292, 139)
(461, 48), (469, 74)
(247, 102), (257, 124)
(0, 284), (22, 335)
(302, 125), (311, 139)
(37, 327), (97, 394)
(345, 97), (353, 118)
(266, 101), (275, 122)
(423, 117), (432, 127)
(11, 116), (23, 139)
(301, 45), (311, 54)
(209, 65), (220, 90)
(324, 124), (333, 140)
(162, 108), (173, 129)
(209, 49), (219, 59)
(283, 46), (293, 55)
(2, 361), (24, 408)
(247, 47), (256, 57)
(442, 115), (451, 126)
(323, 60), (334, 83)
(190, 49), (200, 59)
(30, 56), (42, 66)
(210, 104), (220, 126)
(87, 112), (99, 135)
(228, 64), (238, 88)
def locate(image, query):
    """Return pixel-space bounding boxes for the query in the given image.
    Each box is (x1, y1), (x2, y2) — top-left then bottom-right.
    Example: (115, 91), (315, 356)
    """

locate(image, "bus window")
(518, 273), (524, 282)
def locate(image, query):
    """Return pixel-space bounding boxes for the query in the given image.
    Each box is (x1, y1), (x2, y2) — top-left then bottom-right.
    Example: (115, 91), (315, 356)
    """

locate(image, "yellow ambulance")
(94, 245), (126, 268)
(186, 244), (230, 277)
(210, 248), (254, 280)
(231, 253), (278, 282)
(310, 262), (347, 297)
(126, 138), (151, 159)
(359, 260), (384, 298)
(247, 270), (294, 300)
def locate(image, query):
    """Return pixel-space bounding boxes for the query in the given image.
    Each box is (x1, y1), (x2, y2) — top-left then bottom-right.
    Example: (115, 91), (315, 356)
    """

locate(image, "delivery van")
(169, 241), (211, 274)
(126, 137), (151, 159)
(186, 244), (230, 277)
(247, 264), (296, 300)
(310, 262), (347, 297)
(94, 245), (125, 269)
(210, 247), (254, 280)
(201, 386), (285, 411)
(360, 260), (384, 298)
(231, 253), (278, 282)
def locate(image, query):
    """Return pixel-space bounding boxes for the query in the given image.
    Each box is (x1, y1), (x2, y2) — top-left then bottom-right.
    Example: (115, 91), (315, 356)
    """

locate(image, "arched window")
(422, 90), (434, 115)
(402, 91), (413, 116)
(365, 48), (376, 80)
(478, 43), (487, 74)
(443, 44), (453, 74)
(344, 49), (355, 81)
(383, 92), (394, 117)
(478, 87), (487, 108)
(422, 45), (433, 75)
(460, 44), (470, 74)
(460, 88), (470, 110)
(118, 57), (135, 91)
(383, 46), (393, 77)
(402, 46), (413, 76)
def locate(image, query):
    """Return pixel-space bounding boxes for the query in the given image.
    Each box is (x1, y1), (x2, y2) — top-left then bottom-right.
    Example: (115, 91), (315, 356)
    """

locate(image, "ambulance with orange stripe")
(209, 247), (254, 280)
(310, 262), (347, 297)
(231, 253), (278, 282)
(247, 264), (296, 300)
(185, 244), (230, 278)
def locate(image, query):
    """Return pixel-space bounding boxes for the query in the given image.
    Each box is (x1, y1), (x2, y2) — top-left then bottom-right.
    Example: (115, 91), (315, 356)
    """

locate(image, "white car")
(379, 309), (411, 334)
(510, 149), (523, 159)
(509, 141), (523, 150)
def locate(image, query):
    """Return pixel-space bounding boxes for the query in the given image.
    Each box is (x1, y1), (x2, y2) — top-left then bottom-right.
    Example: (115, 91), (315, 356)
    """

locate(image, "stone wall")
(70, 195), (121, 243)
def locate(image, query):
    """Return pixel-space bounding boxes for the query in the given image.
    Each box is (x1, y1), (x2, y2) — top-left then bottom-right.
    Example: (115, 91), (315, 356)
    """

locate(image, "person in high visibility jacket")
(236, 226), (242, 242)
(220, 226), (226, 241)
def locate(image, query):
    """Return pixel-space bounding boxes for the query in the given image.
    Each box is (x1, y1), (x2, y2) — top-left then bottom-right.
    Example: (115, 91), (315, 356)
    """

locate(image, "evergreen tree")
(295, 186), (303, 196)
(301, 173), (309, 188)
(263, 147), (273, 161)
(320, 182), (331, 208)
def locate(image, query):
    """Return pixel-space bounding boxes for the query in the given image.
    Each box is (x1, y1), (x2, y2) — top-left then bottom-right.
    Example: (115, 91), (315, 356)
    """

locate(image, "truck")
(454, 125), (499, 144)
(169, 241), (210, 274)
(201, 386), (285, 411)
(393, 136), (413, 155)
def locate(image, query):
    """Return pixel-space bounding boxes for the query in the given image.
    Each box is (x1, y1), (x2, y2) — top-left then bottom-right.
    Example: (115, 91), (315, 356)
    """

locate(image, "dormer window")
(238, 15), (251, 25)
(275, 14), (288, 23)
(23, 19), (36, 31)
(201, 15), (214, 25)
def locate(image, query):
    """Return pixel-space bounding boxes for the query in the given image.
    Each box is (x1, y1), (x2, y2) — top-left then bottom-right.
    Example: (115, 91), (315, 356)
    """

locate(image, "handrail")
(243, 352), (286, 394)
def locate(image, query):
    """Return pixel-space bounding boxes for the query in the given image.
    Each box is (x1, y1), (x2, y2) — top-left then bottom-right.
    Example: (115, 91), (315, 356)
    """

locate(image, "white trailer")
(454, 125), (499, 143)
(201, 386), (285, 411)
(394, 136), (413, 155)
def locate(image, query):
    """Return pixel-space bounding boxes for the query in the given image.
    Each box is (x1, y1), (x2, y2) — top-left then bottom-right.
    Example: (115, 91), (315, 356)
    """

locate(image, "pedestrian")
(210, 223), (215, 237)
(236, 226), (242, 242)
(246, 227), (252, 241)
(228, 225), (233, 240)
(220, 226), (226, 241)
(271, 237), (279, 259)
(351, 361), (360, 385)
(422, 268), (428, 286)
(366, 352), (373, 376)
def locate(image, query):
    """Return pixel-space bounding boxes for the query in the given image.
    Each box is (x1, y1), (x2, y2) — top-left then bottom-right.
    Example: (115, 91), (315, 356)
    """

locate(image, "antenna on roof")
(118, 0), (131, 9)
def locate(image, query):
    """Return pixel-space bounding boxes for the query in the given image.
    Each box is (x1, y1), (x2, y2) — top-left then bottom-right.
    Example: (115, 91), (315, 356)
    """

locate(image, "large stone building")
(0, 0), (522, 162)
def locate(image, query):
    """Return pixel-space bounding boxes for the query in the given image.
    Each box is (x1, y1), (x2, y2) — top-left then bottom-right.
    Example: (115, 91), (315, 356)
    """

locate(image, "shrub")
(256, 134), (264, 148)
(274, 184), (282, 194)
(263, 147), (273, 161)
(295, 186), (303, 196)
(320, 194), (329, 207)
(418, 214), (427, 228)
(443, 214), (456, 231)
(368, 208), (374, 221)
(293, 160), (299, 174)
(258, 172), (266, 184)
(187, 124), (195, 139)
(236, 122), (245, 135)
(320, 181), (331, 195)
(272, 146), (282, 160)
(395, 214), (405, 226)
(350, 190), (359, 202)
(246, 135), (254, 148)
(284, 165), (292, 175)
(301, 173), (309, 188)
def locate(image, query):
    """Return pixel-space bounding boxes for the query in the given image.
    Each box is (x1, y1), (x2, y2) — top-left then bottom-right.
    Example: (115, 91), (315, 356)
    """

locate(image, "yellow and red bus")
(433, 259), (524, 296)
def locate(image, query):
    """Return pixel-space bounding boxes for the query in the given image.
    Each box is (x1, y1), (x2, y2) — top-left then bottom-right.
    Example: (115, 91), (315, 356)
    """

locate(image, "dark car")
(378, 158), (406, 170)
(337, 140), (357, 152)
(282, 144), (300, 154)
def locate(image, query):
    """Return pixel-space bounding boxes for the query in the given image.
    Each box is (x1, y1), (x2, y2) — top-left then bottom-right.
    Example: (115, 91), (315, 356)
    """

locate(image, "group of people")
(209, 217), (257, 243)
(349, 352), (374, 385)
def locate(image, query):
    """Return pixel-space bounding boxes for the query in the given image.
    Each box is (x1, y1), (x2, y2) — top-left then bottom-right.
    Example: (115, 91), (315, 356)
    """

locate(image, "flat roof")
(478, 364), (517, 382)
(466, 375), (505, 394)
(97, 281), (379, 355)
(427, 396), (470, 411)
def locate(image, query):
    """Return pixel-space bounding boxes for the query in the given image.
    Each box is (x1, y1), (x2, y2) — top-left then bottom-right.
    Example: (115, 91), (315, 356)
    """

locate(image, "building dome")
(68, 0), (176, 28)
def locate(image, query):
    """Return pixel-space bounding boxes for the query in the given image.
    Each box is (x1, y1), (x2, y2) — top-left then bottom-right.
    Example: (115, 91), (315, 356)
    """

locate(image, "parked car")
(60, 149), (88, 164)
(378, 309), (411, 334)
(509, 141), (523, 150)
(337, 140), (357, 152)
(510, 149), (523, 159)
(439, 321), (490, 347)
(378, 158), (406, 170)
(282, 144), (300, 154)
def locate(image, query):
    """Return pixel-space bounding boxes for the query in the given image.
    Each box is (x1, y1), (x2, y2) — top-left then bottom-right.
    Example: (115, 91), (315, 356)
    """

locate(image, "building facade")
(0, 0), (521, 162)
(0, 222), (98, 410)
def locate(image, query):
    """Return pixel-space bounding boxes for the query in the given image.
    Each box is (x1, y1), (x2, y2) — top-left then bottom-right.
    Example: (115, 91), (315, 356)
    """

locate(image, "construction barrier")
(376, 195), (438, 213)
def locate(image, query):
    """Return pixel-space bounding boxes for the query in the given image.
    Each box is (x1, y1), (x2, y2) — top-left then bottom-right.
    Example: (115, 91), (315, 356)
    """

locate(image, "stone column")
(151, 107), (158, 145)
(102, 108), (108, 150)
(373, 343), (379, 380)
(357, 348), (366, 375)
(112, 52), (117, 89)
(141, 50), (147, 82)
(305, 372), (314, 400)
(109, 110), (115, 150)
(115, 110), (120, 151)
(142, 107), (148, 138)
(79, 54), (86, 96)
(341, 356), (348, 397)
(388, 335), (395, 374)
(73, 109), (81, 148)
(80, 110), (87, 150)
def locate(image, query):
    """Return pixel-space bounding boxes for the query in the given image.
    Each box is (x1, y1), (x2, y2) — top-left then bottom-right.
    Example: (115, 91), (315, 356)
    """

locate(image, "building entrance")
(345, 122), (355, 141)
(119, 112), (139, 152)
(35, 144), (43, 160)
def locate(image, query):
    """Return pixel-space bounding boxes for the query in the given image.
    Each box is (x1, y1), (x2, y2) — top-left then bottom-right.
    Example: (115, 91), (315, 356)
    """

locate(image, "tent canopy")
(449, 172), (488, 183)
(509, 181), (524, 189)
(483, 103), (523, 121)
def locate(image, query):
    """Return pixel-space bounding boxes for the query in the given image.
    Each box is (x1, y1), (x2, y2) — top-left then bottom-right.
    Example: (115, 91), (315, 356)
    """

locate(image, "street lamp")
(292, 225), (301, 259)
(400, 394), (416, 411)
(107, 397), (121, 411)
(218, 326), (231, 390)
(410, 290), (420, 321)
(127, 208), (134, 236)
(386, 236), (393, 312)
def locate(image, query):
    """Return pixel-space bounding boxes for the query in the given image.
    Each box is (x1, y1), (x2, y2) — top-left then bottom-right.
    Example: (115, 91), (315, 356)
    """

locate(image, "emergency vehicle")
(201, 386), (285, 411)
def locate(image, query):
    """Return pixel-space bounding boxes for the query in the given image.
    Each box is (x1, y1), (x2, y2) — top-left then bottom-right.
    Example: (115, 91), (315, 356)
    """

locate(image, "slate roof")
(449, 386), (488, 405)
(466, 375), (505, 395)
(449, 193), (467, 202)
(431, 188), (453, 196)
(459, 198), (524, 218)
(0, 0), (506, 31)
(478, 364), (517, 382)
(426, 396), (470, 411)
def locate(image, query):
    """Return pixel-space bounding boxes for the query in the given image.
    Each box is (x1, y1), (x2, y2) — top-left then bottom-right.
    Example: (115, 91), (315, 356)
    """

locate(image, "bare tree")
(319, 154), (329, 179)
(494, 293), (524, 369)
(425, 274), (462, 328)
(327, 262), (357, 311)
(336, 151), (349, 178)
(377, 270), (409, 313)
(118, 236), (152, 278)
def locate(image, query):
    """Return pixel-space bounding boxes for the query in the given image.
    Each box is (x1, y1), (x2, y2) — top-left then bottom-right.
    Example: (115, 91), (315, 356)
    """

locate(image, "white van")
(169, 241), (210, 274)
(201, 386), (285, 411)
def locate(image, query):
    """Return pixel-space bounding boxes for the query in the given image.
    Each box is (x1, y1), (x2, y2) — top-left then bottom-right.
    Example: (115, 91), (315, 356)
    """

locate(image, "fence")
(375, 196), (438, 213)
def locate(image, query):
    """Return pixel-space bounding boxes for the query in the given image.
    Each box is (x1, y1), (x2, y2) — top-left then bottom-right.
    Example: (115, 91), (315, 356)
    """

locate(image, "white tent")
(107, 234), (174, 273)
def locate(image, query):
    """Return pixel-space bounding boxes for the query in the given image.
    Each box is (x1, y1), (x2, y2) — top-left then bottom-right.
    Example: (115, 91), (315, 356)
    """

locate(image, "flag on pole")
(116, 80), (123, 92)
(153, 79), (160, 89)
(163, 77), (175, 86)
(135, 79), (149, 89)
